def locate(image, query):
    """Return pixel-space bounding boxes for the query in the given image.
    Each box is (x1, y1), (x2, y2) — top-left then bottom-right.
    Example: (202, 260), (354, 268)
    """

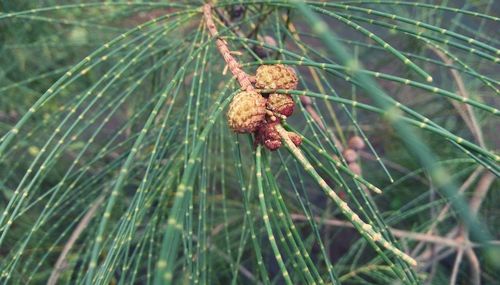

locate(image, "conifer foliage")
(0, 1), (498, 284)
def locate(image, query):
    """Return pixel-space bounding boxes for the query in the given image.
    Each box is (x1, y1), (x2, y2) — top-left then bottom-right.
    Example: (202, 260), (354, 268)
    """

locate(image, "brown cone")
(255, 64), (298, 90)
(267, 93), (295, 117)
(348, 136), (366, 150)
(227, 91), (267, 133)
(343, 149), (358, 163)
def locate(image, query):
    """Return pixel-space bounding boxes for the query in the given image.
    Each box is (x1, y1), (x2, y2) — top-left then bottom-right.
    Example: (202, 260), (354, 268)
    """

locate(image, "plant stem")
(203, 4), (254, 92)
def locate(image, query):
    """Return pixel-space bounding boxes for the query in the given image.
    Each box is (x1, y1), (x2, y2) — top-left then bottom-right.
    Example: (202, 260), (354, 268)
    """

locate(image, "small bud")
(348, 136), (366, 150)
(227, 91), (267, 133)
(343, 148), (358, 163)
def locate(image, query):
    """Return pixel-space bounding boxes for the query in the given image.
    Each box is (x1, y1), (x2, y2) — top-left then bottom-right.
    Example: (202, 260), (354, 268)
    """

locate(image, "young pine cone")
(227, 91), (267, 133)
(256, 121), (282, 151)
(267, 93), (295, 117)
(255, 64), (298, 90)
(256, 121), (302, 151)
(342, 149), (358, 163)
(348, 136), (366, 150)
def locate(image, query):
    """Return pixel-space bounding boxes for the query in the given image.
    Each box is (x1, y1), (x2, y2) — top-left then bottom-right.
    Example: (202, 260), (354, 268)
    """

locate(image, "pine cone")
(255, 64), (298, 90)
(227, 91), (267, 133)
(267, 93), (295, 117)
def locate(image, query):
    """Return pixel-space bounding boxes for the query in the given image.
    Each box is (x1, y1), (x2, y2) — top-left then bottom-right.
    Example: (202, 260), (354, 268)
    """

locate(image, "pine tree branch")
(203, 3), (254, 92)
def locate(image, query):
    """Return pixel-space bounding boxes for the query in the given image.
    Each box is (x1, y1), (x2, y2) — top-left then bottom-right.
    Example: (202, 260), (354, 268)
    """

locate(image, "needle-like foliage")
(0, 1), (498, 284)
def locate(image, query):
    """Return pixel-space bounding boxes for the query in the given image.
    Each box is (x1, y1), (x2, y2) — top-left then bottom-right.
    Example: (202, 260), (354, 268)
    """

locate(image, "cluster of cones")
(341, 136), (366, 175)
(227, 64), (302, 151)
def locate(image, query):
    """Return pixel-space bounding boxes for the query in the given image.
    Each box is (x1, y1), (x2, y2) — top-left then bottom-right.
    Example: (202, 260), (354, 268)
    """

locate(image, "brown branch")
(456, 172), (494, 285)
(415, 168), (493, 283)
(203, 4), (254, 91)
(449, 247), (465, 285)
(416, 168), (494, 254)
(48, 195), (105, 285)
(465, 246), (481, 285)
(412, 166), (483, 257)
(469, 171), (495, 214)
(430, 47), (485, 147)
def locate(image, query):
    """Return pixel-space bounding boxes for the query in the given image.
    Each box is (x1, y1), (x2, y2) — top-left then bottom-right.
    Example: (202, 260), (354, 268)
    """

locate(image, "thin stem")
(203, 4), (254, 91)
(449, 248), (464, 285)
(430, 47), (485, 148)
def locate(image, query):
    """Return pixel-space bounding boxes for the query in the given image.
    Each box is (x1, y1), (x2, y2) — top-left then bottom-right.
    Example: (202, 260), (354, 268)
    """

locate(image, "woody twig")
(203, 4), (254, 92)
